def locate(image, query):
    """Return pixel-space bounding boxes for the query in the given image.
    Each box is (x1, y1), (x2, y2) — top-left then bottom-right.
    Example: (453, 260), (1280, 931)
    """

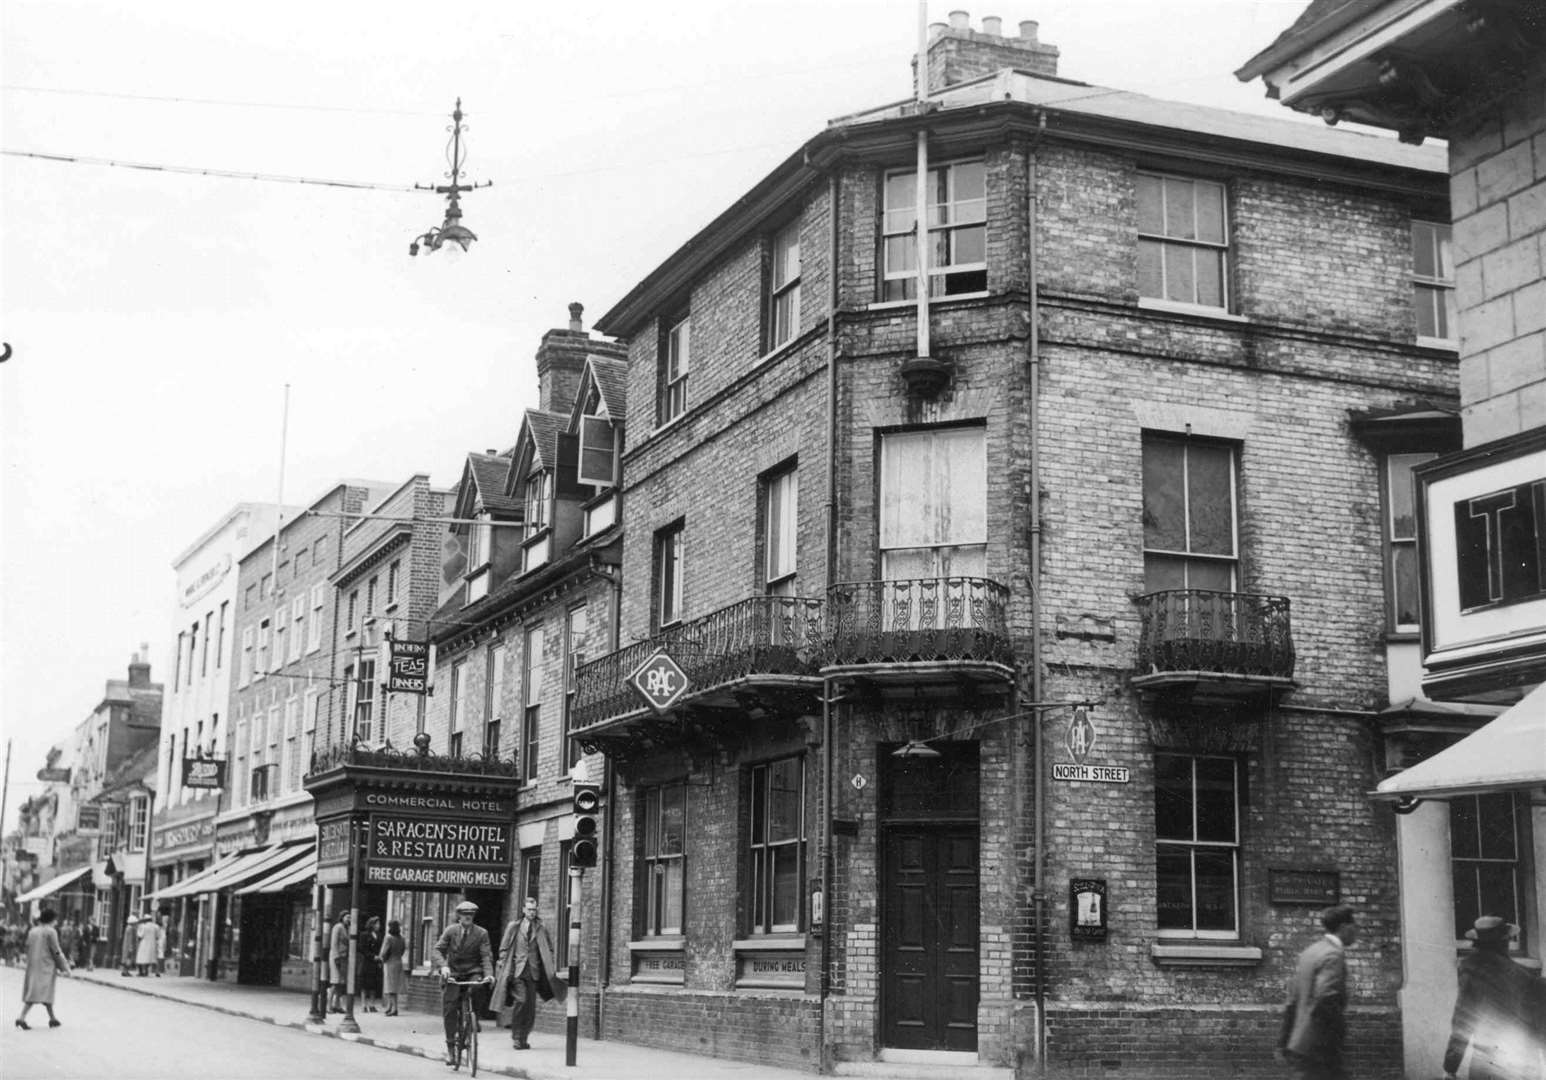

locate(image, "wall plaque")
(1268, 867), (1341, 906)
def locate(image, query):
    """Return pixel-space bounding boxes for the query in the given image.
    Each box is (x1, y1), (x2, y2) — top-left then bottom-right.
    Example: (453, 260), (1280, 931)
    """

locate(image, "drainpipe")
(819, 162), (841, 1072)
(1027, 110), (1048, 1073)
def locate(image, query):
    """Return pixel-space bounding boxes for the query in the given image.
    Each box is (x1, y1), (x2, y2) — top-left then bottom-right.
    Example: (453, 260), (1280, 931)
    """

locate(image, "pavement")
(64, 966), (818, 1080)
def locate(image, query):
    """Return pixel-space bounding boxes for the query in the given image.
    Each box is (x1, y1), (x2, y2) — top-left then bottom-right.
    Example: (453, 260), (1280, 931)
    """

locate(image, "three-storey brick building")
(568, 16), (1457, 1077)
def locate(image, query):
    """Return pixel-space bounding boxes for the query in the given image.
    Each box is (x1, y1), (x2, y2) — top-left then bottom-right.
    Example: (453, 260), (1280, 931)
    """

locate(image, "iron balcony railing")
(1134, 589), (1295, 678)
(305, 741), (522, 781)
(571, 595), (826, 733)
(825, 576), (1013, 668)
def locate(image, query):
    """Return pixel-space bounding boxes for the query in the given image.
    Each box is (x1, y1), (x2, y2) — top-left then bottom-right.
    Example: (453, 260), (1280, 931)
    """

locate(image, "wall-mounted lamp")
(891, 739), (943, 759)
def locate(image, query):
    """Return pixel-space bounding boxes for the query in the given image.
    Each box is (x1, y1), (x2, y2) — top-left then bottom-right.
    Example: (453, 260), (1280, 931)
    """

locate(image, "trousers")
(442, 982), (486, 1045)
(510, 973), (539, 1043)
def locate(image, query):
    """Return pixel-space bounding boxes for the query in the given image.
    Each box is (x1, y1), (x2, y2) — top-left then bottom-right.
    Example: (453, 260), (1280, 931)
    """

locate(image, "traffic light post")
(567, 782), (599, 1067)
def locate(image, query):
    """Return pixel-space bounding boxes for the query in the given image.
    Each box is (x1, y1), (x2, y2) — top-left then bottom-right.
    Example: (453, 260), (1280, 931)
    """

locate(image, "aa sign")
(629, 650), (690, 713)
(1066, 708), (1096, 765)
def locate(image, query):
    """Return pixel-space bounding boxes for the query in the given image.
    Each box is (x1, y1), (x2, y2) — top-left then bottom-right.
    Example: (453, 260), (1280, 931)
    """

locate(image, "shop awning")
(146, 853), (239, 902)
(193, 842), (311, 895)
(104, 850), (146, 884)
(1375, 683), (1546, 800)
(235, 845), (317, 895)
(16, 864), (93, 904)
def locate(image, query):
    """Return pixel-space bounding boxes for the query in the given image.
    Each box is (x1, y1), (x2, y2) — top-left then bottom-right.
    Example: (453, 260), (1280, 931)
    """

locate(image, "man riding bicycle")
(433, 900), (494, 1067)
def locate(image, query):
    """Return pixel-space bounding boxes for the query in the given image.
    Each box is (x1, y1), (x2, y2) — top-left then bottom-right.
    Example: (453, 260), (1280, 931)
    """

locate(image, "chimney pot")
(1018, 19), (1038, 41)
(568, 302), (584, 333)
(929, 20), (947, 38)
(949, 10), (969, 30)
(981, 15), (1001, 35)
(485, 448), (497, 455)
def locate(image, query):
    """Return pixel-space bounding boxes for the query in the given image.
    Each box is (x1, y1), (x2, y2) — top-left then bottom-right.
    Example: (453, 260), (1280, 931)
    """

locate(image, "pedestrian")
(14, 908), (72, 1030)
(80, 918), (99, 970)
(491, 896), (566, 1051)
(1277, 904), (1358, 1080)
(359, 915), (383, 1012)
(119, 914), (139, 976)
(378, 919), (406, 1017)
(155, 912), (170, 976)
(1443, 915), (1546, 1080)
(58, 917), (81, 971)
(433, 900), (494, 1066)
(134, 911), (160, 976)
(326, 911), (351, 1013)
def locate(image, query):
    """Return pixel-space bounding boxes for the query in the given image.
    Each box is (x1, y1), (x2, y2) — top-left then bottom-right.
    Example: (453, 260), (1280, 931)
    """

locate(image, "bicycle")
(445, 978), (491, 1075)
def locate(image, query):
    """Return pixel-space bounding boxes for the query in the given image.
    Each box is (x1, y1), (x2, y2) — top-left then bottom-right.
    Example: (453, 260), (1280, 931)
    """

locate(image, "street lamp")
(409, 98), (490, 257)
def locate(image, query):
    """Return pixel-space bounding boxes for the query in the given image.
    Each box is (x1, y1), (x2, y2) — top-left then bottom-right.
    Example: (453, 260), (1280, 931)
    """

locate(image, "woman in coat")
(15, 908), (71, 1029)
(359, 916), (383, 1012)
(134, 913), (161, 976)
(119, 915), (139, 975)
(378, 919), (407, 1016)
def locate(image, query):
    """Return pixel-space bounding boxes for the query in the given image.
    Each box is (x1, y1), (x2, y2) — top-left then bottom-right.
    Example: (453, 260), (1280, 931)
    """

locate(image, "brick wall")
(1447, 61), (1546, 444)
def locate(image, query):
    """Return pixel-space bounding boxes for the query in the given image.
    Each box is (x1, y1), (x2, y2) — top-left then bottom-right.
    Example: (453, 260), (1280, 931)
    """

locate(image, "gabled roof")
(507, 410), (567, 492)
(571, 356), (630, 427)
(452, 451), (522, 523)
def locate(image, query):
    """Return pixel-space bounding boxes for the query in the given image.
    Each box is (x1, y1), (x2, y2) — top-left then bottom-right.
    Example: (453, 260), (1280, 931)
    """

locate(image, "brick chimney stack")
(128, 644), (151, 687)
(533, 302), (629, 413)
(913, 11), (1060, 93)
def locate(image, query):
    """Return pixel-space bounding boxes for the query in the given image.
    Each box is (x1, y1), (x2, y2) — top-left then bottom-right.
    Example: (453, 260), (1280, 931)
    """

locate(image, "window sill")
(652, 413), (688, 437)
(866, 291), (991, 313)
(732, 935), (805, 952)
(1384, 630), (1421, 643)
(627, 938), (686, 952)
(1417, 336), (1458, 351)
(1150, 942), (1263, 968)
(1137, 298), (1248, 323)
(629, 938), (685, 985)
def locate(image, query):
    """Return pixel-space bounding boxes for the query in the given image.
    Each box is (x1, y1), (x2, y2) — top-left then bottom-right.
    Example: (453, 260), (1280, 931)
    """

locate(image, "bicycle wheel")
(464, 997), (478, 1078)
(451, 1002), (465, 1071)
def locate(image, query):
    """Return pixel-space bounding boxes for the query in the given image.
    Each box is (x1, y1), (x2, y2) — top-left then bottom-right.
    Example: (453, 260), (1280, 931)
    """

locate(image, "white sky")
(0, 0), (1347, 823)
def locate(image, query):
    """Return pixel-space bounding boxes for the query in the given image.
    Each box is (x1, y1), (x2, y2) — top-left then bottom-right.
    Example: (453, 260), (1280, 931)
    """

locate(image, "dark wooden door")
(881, 826), (979, 1051)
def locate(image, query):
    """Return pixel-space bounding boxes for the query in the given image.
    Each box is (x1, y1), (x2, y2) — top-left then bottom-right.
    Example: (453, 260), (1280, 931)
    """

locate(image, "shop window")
(747, 756), (805, 934)
(641, 781), (686, 937)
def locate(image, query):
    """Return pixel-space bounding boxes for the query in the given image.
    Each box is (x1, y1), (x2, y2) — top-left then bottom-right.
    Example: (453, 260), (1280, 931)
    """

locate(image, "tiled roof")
(522, 410), (566, 474)
(587, 356), (629, 422)
(469, 452), (510, 501)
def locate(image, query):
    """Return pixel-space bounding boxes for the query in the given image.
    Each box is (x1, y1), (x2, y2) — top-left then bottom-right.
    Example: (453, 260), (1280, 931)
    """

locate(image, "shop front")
(149, 806), (218, 975)
(304, 742), (522, 1022)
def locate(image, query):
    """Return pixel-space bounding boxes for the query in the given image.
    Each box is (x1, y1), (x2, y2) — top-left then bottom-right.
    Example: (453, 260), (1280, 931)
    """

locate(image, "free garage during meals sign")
(365, 814), (513, 890)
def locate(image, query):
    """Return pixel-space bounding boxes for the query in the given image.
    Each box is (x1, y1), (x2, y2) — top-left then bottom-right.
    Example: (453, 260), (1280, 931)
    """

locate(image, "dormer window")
(522, 470), (553, 574)
(465, 513), (494, 604)
(579, 417), (618, 488)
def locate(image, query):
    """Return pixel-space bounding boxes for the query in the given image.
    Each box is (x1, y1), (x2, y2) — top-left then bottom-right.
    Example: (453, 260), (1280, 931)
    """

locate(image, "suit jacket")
(433, 922), (494, 981)
(1279, 935), (1350, 1067)
(490, 916), (566, 1025)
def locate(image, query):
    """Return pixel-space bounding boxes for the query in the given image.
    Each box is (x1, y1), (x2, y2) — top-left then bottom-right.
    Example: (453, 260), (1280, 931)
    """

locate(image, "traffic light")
(571, 783), (600, 868)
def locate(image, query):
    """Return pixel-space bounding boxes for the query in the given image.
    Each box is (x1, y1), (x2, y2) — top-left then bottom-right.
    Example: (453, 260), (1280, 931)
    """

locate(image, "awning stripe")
(193, 842), (311, 894)
(15, 864), (93, 903)
(146, 853), (240, 901)
(235, 848), (317, 896)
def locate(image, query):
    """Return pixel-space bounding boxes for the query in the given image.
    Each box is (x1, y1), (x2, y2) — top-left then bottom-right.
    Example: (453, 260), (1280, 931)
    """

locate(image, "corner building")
(572, 17), (1458, 1078)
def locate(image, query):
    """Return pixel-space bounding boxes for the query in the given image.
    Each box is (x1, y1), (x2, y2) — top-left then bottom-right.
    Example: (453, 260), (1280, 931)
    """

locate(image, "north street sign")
(629, 649), (690, 713)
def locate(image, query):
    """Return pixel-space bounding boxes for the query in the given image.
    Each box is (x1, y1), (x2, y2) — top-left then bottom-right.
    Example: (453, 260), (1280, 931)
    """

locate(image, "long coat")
(135, 919), (162, 966)
(1278, 935), (1350, 1072)
(1443, 947), (1546, 1080)
(23, 924), (71, 1004)
(378, 932), (406, 995)
(489, 917), (566, 1028)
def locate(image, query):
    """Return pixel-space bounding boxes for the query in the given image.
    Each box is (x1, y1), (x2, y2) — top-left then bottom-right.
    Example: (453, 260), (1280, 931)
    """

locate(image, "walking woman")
(15, 908), (72, 1029)
(378, 919), (406, 1016)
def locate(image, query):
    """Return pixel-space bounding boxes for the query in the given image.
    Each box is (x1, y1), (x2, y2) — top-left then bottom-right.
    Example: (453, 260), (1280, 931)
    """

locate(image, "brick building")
(396, 306), (629, 1017)
(1240, 3), (1546, 1075)
(564, 15), (1457, 1077)
(148, 502), (282, 977)
(163, 480), (389, 988)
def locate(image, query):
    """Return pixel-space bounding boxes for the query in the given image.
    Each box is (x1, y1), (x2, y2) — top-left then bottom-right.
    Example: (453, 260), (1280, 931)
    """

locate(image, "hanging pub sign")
(76, 805), (101, 831)
(1070, 878), (1109, 941)
(181, 757), (227, 789)
(384, 639), (433, 694)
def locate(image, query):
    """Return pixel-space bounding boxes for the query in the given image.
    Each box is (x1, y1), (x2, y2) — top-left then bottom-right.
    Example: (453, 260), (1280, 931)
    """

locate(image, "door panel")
(882, 826), (979, 1051)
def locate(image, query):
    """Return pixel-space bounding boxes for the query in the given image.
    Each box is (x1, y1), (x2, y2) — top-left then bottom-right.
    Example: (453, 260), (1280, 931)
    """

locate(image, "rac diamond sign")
(630, 650), (690, 713)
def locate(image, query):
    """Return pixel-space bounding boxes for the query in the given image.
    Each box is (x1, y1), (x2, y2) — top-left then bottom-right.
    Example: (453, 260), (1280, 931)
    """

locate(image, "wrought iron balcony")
(1132, 589), (1295, 700)
(571, 595), (826, 736)
(824, 577), (1014, 691)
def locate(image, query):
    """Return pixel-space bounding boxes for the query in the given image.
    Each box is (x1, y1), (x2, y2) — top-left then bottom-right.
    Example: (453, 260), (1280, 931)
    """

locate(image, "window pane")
(660, 785), (685, 856)
(1165, 244), (1195, 302)
(1393, 544), (1421, 627)
(1187, 443), (1235, 556)
(885, 235), (916, 274)
(938, 543), (986, 577)
(1412, 221), (1437, 278)
(1138, 240), (1163, 299)
(1195, 250), (1224, 308)
(1451, 795), (1479, 859)
(1156, 849), (1192, 929)
(772, 845), (800, 927)
(1193, 849), (1237, 931)
(882, 546), (937, 581)
(1195, 183), (1225, 244)
(1145, 555), (1187, 593)
(1164, 178), (1196, 239)
(1154, 755), (1192, 840)
(768, 758), (801, 841)
(1187, 558), (1235, 592)
(1476, 792), (1517, 860)
(1137, 174), (1163, 234)
(951, 160), (985, 202)
(1389, 454), (1429, 539)
(952, 224), (985, 266)
(661, 861), (684, 933)
(1142, 440), (1187, 551)
(1415, 286), (1440, 338)
(1194, 758), (1236, 843)
(751, 766), (767, 843)
(884, 173), (916, 223)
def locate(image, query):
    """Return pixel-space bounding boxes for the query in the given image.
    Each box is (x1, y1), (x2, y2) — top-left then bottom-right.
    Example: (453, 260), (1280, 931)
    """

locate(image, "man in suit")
(1443, 915), (1546, 1080)
(1278, 905), (1359, 1080)
(490, 896), (565, 1050)
(434, 900), (494, 1067)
